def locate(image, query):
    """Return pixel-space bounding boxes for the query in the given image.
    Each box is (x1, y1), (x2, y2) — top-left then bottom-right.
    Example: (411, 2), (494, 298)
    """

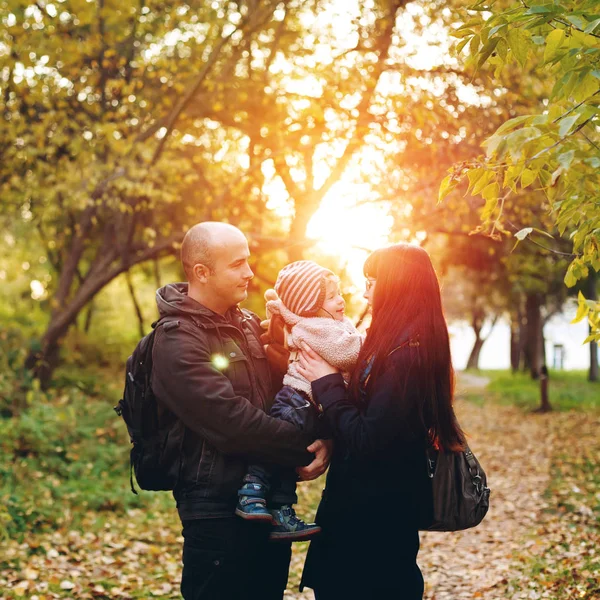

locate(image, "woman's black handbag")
(421, 445), (490, 532)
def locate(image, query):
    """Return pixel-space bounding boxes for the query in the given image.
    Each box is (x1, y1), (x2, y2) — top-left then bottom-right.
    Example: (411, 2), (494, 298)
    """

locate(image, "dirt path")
(288, 372), (557, 599)
(419, 399), (555, 599)
(420, 373), (556, 599)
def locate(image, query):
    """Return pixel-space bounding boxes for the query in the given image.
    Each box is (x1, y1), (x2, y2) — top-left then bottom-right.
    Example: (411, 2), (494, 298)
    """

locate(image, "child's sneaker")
(269, 505), (321, 541)
(235, 482), (273, 522)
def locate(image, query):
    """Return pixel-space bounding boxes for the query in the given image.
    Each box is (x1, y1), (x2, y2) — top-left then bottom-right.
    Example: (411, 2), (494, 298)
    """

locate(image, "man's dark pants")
(181, 517), (292, 600)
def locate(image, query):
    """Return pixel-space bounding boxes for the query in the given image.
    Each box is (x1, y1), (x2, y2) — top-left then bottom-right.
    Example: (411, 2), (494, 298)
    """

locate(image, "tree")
(3, 0), (419, 385)
(443, 0), (600, 347)
(436, 237), (508, 370)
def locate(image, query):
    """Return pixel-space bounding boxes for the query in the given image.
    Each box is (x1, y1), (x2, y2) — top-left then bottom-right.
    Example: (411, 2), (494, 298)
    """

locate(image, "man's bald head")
(181, 222), (247, 281)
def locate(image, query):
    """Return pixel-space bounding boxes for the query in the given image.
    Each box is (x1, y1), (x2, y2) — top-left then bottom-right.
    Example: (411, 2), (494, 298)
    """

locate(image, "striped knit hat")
(274, 261), (336, 317)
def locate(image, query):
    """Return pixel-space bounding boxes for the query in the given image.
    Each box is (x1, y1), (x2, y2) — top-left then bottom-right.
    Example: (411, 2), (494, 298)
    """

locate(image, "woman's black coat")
(300, 337), (432, 598)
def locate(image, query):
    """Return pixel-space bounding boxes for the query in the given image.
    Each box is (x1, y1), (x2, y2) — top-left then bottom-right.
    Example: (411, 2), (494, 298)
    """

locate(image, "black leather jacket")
(151, 283), (312, 521)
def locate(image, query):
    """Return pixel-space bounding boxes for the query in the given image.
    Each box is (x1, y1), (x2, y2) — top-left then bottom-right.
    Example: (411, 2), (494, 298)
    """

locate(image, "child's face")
(318, 279), (345, 321)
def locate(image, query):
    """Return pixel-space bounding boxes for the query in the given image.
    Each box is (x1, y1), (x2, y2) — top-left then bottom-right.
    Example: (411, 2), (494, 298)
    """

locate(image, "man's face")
(205, 237), (254, 311)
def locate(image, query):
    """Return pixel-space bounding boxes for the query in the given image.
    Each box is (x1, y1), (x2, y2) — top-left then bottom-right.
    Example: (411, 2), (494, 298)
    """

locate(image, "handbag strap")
(464, 447), (478, 473)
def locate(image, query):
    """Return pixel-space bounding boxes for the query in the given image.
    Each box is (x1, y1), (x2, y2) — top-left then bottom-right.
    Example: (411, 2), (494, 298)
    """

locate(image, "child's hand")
(263, 288), (279, 320)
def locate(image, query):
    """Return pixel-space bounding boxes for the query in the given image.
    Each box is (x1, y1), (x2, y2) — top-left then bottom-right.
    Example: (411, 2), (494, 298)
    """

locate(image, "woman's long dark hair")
(350, 243), (466, 452)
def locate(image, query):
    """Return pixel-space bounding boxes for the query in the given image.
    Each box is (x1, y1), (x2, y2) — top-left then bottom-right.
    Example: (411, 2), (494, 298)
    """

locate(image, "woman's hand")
(297, 342), (339, 382)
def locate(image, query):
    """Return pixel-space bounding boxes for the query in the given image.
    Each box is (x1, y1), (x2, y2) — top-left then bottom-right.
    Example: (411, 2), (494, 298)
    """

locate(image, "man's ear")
(193, 263), (211, 283)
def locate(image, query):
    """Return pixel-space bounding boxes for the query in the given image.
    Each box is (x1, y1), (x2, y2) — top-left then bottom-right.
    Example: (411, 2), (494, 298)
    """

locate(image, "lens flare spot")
(211, 354), (229, 370)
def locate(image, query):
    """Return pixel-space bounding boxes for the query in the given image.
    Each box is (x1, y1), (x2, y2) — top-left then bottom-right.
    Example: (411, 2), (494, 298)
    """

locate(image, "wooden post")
(537, 365), (552, 412)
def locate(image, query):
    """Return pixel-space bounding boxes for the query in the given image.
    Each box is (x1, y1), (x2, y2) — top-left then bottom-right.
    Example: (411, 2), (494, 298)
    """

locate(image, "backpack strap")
(362, 337), (420, 389)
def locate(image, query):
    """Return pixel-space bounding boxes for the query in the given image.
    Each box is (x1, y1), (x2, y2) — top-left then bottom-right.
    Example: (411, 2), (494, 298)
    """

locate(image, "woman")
(297, 243), (466, 599)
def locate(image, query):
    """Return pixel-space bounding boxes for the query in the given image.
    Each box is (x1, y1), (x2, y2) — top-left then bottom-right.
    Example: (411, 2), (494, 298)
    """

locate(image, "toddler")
(236, 260), (363, 541)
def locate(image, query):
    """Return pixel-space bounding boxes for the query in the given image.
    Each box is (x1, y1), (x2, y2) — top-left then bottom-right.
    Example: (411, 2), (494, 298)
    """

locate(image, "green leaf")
(544, 28), (565, 63)
(584, 18), (600, 34)
(494, 114), (532, 136)
(567, 15), (588, 31)
(470, 34), (481, 55)
(481, 181), (499, 202)
(497, 38), (508, 61)
(557, 150), (575, 170)
(507, 28), (530, 67)
(515, 227), (533, 241)
(481, 182), (500, 221)
(526, 5), (557, 14)
(585, 156), (600, 169)
(456, 37), (471, 55)
(466, 168), (485, 192)
(521, 169), (536, 188)
(532, 228), (555, 240)
(438, 175), (456, 203)
(571, 292), (589, 323)
(572, 72), (600, 103)
(452, 27), (475, 39)
(558, 114), (579, 137)
(478, 38), (500, 67)
(489, 23), (508, 37)
(504, 166), (519, 192)
(564, 268), (578, 288)
(471, 170), (495, 195)
(480, 181), (500, 220)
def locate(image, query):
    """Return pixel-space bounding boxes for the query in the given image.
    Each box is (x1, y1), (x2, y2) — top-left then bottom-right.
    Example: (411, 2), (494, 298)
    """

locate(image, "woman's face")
(363, 277), (376, 307)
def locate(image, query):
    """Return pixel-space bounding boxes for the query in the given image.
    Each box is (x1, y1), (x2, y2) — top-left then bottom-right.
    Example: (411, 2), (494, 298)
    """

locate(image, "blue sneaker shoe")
(235, 483), (273, 522)
(269, 505), (321, 541)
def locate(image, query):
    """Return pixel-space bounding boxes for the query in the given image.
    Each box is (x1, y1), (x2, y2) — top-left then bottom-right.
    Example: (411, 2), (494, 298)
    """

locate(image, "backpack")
(114, 319), (185, 494)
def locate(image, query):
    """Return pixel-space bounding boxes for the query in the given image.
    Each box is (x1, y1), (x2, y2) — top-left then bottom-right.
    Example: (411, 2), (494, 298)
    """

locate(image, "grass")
(466, 369), (599, 411)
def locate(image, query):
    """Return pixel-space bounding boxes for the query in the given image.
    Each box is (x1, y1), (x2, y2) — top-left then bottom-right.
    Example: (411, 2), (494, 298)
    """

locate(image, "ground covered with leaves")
(0, 370), (598, 599)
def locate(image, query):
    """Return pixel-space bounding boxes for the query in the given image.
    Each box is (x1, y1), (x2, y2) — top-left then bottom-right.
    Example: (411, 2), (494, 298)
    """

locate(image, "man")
(151, 222), (331, 599)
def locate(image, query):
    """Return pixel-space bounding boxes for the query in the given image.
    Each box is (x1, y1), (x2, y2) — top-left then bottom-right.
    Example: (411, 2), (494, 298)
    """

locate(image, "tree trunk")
(125, 270), (145, 338)
(510, 310), (520, 373)
(518, 301), (529, 373)
(153, 258), (162, 290)
(525, 292), (543, 380)
(588, 270), (598, 382)
(84, 302), (95, 334)
(24, 315), (78, 388)
(466, 336), (485, 370)
(287, 200), (317, 262)
(25, 236), (181, 387)
(540, 324), (547, 369)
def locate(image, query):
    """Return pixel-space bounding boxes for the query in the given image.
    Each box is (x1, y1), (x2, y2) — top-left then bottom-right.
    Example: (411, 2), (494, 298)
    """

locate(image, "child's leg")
(269, 467), (298, 508)
(269, 467), (321, 541)
(235, 464), (274, 522)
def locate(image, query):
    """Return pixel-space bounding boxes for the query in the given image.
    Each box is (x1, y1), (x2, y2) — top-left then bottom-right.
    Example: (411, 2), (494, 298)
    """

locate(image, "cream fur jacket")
(266, 298), (364, 401)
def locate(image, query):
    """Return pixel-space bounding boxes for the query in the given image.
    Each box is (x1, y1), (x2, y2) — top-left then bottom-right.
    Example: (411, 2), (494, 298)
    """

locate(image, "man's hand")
(260, 290), (289, 388)
(296, 439), (333, 481)
(260, 313), (289, 388)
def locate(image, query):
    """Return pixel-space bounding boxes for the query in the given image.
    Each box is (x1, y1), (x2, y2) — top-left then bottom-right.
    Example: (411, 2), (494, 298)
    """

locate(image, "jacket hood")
(156, 283), (229, 323)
